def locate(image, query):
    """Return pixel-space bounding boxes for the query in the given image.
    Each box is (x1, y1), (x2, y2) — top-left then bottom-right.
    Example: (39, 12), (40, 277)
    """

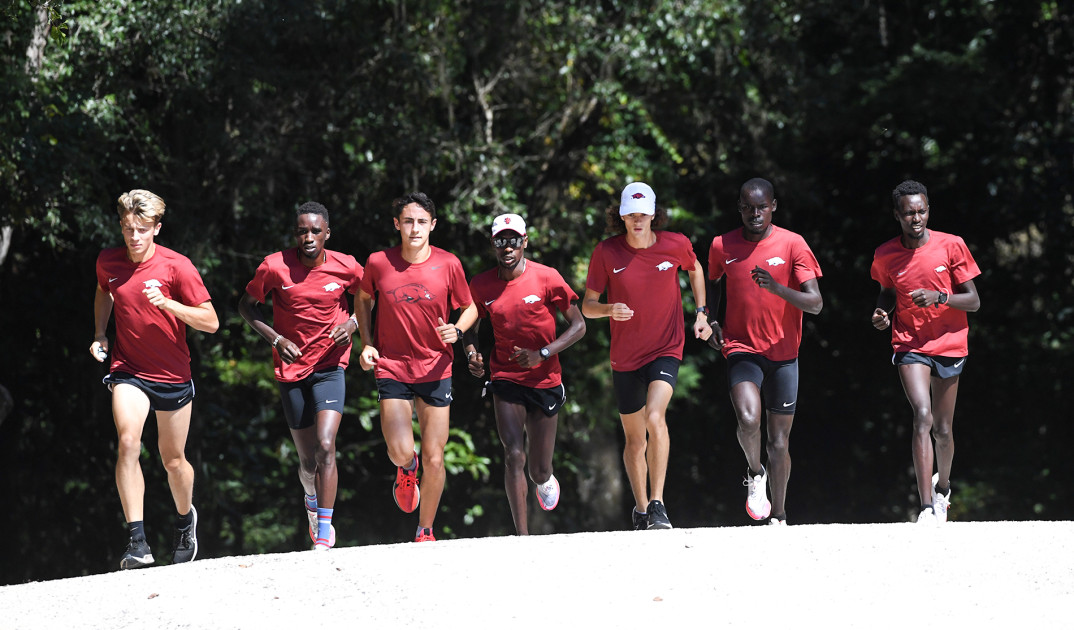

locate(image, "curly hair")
(297, 201), (329, 224)
(892, 180), (929, 209)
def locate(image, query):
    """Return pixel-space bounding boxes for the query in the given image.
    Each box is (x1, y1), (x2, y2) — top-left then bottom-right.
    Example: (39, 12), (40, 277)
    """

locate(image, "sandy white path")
(2, 521), (1071, 629)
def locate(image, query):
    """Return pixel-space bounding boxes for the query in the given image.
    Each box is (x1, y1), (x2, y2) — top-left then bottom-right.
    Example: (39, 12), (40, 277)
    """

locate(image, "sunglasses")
(492, 236), (525, 249)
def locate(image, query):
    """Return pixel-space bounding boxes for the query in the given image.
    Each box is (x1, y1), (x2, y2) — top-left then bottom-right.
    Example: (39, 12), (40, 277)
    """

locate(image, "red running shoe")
(414, 527), (436, 542)
(393, 454), (420, 513)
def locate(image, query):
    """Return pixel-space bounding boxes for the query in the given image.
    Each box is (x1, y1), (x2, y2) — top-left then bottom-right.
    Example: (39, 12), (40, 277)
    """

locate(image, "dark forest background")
(1, 0), (1070, 585)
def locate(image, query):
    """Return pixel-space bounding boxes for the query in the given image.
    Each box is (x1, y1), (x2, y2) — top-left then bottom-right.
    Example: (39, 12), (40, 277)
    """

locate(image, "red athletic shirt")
(95, 245), (213, 383)
(585, 231), (697, 371)
(245, 249), (364, 382)
(708, 225), (822, 361)
(870, 230), (981, 356)
(360, 246), (473, 383)
(470, 261), (578, 388)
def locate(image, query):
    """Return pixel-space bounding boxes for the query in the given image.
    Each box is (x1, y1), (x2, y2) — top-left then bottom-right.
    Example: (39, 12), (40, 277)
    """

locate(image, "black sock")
(920, 504), (933, 512)
(177, 509), (194, 530)
(936, 485), (950, 497)
(128, 521), (146, 541)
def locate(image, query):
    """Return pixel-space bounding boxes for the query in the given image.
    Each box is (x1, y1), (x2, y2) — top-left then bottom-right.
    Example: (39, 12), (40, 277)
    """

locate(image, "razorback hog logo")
(631, 193), (646, 199)
(522, 294), (541, 304)
(387, 283), (435, 303)
(323, 282), (342, 292)
(766, 257), (786, 266)
(143, 279), (163, 289)
(656, 261), (674, 271)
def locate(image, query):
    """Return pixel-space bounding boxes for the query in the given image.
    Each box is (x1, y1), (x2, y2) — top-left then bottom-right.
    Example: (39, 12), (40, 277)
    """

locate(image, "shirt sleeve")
(448, 256), (473, 310)
(707, 237), (725, 281)
(244, 258), (273, 303)
(791, 237), (822, 285)
(548, 268), (579, 313)
(348, 257), (365, 295)
(869, 251), (891, 287)
(174, 257), (212, 306)
(585, 242), (608, 294)
(949, 237), (981, 285)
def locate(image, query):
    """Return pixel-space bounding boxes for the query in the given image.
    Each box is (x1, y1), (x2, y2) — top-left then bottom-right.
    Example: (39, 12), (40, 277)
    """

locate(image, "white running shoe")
(306, 504), (336, 548)
(536, 474), (560, 511)
(917, 506), (938, 526)
(768, 517), (787, 526)
(931, 473), (951, 524)
(744, 467), (772, 520)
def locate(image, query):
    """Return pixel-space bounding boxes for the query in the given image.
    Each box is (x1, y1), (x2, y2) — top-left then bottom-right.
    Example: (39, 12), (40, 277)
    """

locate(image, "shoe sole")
(393, 481), (420, 513)
(120, 554), (154, 570)
(746, 500), (772, 520)
(646, 522), (673, 530)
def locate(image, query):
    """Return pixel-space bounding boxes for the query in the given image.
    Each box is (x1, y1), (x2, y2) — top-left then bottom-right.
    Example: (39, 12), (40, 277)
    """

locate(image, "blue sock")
(403, 452), (418, 472)
(316, 507), (333, 543)
(304, 494), (318, 512)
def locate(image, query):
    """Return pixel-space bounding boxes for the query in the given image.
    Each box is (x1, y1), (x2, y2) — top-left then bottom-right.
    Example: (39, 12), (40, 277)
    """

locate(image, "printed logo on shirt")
(935, 265), (947, 273)
(613, 267), (627, 274)
(484, 299), (496, 306)
(656, 261), (674, 271)
(108, 277), (119, 283)
(897, 270), (907, 277)
(282, 284), (296, 290)
(766, 257), (786, 266)
(522, 295), (541, 304)
(143, 279), (163, 289)
(725, 258), (738, 265)
(387, 283), (435, 303)
(323, 282), (342, 292)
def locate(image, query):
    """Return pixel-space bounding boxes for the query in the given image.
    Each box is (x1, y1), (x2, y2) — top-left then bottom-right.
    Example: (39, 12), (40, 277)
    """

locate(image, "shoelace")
(398, 469), (418, 489)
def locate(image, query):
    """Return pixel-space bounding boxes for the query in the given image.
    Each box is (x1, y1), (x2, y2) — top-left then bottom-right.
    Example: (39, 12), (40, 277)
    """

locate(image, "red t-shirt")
(708, 226), (823, 361)
(870, 230), (981, 356)
(360, 246), (473, 383)
(470, 261), (578, 388)
(585, 231), (697, 371)
(245, 249), (364, 382)
(95, 245), (213, 383)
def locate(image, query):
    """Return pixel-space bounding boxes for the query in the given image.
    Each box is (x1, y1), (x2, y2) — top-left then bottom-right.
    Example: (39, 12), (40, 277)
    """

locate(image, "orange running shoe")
(414, 527), (436, 542)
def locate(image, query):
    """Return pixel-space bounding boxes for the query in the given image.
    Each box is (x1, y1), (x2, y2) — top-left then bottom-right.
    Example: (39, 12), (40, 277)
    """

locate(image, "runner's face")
(492, 231), (527, 270)
(738, 188), (776, 237)
(120, 212), (161, 259)
(622, 212), (653, 238)
(895, 194), (929, 242)
(294, 213), (329, 264)
(394, 203), (436, 249)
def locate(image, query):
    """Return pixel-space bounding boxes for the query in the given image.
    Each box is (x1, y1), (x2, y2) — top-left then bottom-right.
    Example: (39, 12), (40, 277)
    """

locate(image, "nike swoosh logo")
(547, 404), (555, 411)
(431, 265), (443, 270)
(108, 277), (118, 283)
(659, 371), (673, 377)
(177, 396), (191, 406)
(725, 258), (737, 265)
(326, 400), (338, 404)
(953, 359), (964, 368)
(897, 270), (907, 276)
(613, 267), (627, 274)
(484, 300), (495, 306)
(782, 402), (794, 407)
(282, 285), (296, 290)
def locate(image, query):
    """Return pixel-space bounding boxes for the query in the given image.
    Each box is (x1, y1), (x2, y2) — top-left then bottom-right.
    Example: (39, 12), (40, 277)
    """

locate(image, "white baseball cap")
(619, 182), (656, 216)
(491, 213), (527, 236)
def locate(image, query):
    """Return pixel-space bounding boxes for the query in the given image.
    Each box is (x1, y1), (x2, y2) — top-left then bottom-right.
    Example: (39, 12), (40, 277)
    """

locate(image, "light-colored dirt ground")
(2, 521), (1071, 629)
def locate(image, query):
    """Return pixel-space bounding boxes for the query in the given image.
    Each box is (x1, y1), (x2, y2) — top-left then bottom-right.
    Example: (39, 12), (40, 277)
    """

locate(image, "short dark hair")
(892, 180), (928, 209)
(603, 204), (669, 235)
(297, 201), (329, 223)
(392, 192), (436, 220)
(740, 177), (775, 200)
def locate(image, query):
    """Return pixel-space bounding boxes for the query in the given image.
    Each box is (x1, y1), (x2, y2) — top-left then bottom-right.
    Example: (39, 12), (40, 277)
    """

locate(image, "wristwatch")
(696, 306), (709, 317)
(455, 327), (463, 341)
(539, 347), (551, 361)
(935, 291), (949, 308)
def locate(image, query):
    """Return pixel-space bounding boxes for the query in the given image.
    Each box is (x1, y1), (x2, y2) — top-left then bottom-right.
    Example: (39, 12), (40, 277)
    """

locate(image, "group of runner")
(90, 177), (980, 569)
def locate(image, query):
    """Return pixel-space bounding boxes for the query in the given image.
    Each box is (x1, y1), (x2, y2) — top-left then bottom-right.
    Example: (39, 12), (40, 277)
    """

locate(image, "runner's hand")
(693, 315), (712, 341)
(90, 337), (109, 362)
(467, 350), (485, 377)
(329, 319), (356, 346)
(359, 345), (379, 370)
(706, 321), (725, 351)
(276, 338), (302, 364)
(436, 317), (458, 345)
(610, 302), (634, 321)
(510, 346), (540, 369)
(871, 308), (890, 330)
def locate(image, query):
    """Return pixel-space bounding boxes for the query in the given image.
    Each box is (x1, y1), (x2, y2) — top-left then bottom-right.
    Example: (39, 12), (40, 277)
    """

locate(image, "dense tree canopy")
(1, 0), (1071, 584)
